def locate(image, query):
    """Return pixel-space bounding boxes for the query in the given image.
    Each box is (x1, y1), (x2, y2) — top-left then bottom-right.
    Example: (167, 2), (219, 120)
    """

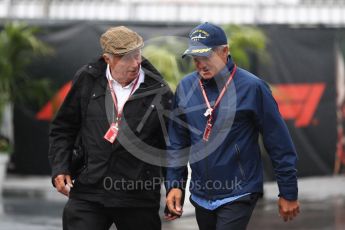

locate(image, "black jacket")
(48, 57), (173, 207)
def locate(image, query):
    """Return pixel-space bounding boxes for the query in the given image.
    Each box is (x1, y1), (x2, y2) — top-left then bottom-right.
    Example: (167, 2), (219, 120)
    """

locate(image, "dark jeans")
(193, 193), (259, 230)
(63, 198), (161, 230)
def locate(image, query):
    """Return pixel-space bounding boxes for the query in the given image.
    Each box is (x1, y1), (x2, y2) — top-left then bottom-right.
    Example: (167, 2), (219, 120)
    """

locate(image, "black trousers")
(63, 198), (161, 230)
(193, 193), (259, 230)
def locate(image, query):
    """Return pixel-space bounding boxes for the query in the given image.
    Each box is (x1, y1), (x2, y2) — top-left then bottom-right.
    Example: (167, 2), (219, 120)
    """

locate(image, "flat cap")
(100, 26), (144, 55)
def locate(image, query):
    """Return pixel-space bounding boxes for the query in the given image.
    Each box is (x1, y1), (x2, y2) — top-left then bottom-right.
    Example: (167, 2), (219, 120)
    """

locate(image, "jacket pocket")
(123, 99), (157, 134)
(235, 144), (246, 181)
(136, 103), (156, 133)
(141, 164), (162, 179)
(87, 92), (107, 119)
(113, 153), (145, 181)
(140, 165), (163, 191)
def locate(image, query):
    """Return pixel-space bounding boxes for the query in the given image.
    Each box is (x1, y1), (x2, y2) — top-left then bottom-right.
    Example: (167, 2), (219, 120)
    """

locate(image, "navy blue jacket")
(166, 56), (298, 201)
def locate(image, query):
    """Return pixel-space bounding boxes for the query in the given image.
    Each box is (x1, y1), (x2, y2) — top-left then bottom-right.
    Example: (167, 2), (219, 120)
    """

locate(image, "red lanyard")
(104, 74), (140, 144)
(199, 65), (237, 141)
(107, 74), (140, 121)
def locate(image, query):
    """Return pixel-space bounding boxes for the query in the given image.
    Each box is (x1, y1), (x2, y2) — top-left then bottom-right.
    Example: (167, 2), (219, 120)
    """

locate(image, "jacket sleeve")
(165, 83), (190, 192)
(48, 70), (84, 182)
(255, 80), (298, 201)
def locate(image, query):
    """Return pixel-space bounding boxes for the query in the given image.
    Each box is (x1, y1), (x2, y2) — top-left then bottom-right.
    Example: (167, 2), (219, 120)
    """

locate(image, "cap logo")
(190, 47), (212, 54)
(190, 29), (209, 41)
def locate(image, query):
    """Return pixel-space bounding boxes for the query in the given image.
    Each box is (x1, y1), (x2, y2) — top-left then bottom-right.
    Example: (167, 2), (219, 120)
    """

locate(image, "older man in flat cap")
(49, 26), (172, 230)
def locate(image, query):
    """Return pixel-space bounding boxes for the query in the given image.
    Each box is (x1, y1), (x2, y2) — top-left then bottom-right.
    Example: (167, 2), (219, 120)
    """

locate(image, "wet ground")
(0, 176), (344, 230)
(166, 197), (345, 230)
(0, 196), (344, 230)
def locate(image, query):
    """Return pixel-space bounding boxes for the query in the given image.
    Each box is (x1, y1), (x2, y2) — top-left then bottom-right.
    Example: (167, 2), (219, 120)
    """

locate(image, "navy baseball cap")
(182, 22), (228, 58)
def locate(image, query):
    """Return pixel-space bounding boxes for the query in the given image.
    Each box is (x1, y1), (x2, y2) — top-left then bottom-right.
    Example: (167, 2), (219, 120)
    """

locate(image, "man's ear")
(103, 53), (110, 64)
(223, 46), (229, 57)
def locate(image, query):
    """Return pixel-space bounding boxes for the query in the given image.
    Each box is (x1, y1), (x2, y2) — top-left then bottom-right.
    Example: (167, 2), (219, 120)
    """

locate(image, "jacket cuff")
(51, 167), (71, 187)
(165, 179), (187, 192)
(165, 166), (188, 192)
(278, 183), (298, 201)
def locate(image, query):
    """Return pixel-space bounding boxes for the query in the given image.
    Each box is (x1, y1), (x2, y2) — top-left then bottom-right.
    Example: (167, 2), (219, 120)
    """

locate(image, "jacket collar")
(85, 56), (108, 89)
(85, 56), (169, 95)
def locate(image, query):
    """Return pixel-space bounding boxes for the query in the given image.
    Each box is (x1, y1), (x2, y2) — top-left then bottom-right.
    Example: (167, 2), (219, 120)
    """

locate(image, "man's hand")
(54, 174), (73, 197)
(278, 197), (300, 222)
(164, 205), (181, 221)
(165, 188), (183, 221)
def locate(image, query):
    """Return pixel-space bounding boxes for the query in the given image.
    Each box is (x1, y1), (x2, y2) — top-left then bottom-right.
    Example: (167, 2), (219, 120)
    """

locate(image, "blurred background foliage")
(0, 22), (53, 119)
(0, 22), (54, 151)
(143, 24), (269, 90)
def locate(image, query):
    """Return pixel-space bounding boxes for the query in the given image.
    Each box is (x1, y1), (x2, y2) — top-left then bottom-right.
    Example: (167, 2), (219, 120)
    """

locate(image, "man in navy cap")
(165, 22), (300, 229)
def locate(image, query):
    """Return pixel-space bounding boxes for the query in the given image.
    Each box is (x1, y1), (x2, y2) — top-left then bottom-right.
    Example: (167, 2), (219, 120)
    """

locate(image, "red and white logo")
(272, 83), (326, 127)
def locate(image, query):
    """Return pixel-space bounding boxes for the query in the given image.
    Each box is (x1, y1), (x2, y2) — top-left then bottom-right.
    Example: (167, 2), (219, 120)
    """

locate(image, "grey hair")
(213, 45), (228, 51)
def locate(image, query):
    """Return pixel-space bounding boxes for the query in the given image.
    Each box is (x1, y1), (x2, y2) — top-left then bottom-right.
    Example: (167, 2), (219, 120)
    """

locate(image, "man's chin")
(200, 72), (214, 79)
(128, 70), (139, 78)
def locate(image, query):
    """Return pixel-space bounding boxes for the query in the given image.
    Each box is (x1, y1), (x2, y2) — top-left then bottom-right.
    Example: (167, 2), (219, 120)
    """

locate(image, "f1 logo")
(272, 83), (326, 127)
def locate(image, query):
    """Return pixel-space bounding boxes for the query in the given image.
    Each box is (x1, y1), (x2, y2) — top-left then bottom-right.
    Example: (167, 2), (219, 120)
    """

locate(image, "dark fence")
(3, 21), (344, 178)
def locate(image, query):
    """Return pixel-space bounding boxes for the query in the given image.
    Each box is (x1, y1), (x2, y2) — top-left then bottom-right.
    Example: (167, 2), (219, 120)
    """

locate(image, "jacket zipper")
(235, 144), (246, 181)
(205, 144), (210, 200)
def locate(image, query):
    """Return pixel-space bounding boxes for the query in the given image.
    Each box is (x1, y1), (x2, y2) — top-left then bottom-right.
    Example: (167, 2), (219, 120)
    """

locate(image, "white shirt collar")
(105, 65), (145, 111)
(106, 65), (145, 89)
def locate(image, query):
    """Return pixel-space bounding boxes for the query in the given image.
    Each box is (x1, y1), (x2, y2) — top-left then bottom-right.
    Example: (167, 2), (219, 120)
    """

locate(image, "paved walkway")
(0, 175), (344, 230)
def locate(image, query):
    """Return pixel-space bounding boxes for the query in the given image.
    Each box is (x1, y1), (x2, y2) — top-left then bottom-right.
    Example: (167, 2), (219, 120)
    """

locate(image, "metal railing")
(1, 0), (345, 25)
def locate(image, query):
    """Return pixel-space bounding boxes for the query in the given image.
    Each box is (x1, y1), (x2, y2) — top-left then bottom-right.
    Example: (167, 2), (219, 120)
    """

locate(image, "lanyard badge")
(203, 120), (213, 142)
(104, 121), (120, 143)
(199, 65), (237, 142)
